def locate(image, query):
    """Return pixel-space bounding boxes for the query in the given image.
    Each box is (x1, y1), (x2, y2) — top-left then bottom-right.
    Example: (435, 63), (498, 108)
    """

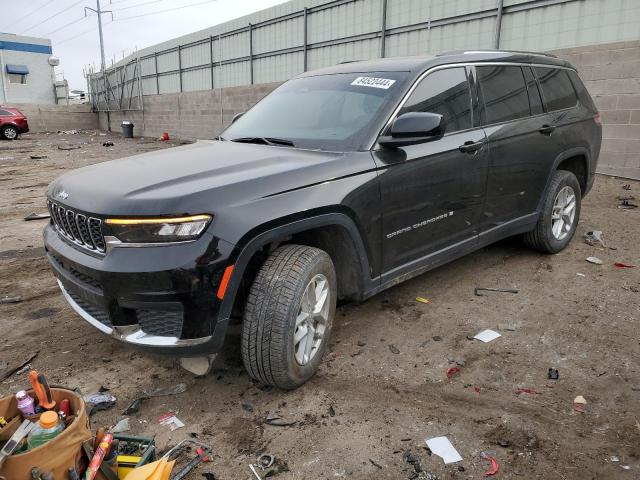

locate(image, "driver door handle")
(539, 124), (556, 135)
(458, 140), (485, 154)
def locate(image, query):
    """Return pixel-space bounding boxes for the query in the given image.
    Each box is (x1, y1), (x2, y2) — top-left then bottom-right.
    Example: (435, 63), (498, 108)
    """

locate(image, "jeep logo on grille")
(57, 190), (69, 200)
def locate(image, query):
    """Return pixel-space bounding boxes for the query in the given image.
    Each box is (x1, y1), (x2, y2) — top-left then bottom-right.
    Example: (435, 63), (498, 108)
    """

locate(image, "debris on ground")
(474, 287), (518, 296)
(0, 351), (39, 382)
(122, 382), (188, 414)
(369, 458), (383, 469)
(159, 132), (170, 141)
(102, 141), (114, 147)
(425, 436), (462, 464)
(23, 212), (50, 221)
(357, 339), (366, 347)
(257, 453), (275, 469)
(402, 450), (423, 475)
(446, 367), (461, 379)
(241, 402), (254, 412)
(389, 344), (400, 354)
(574, 395), (587, 404)
(584, 230), (606, 247)
(415, 296), (431, 304)
(265, 413), (296, 427)
(29, 154), (48, 159)
(58, 129), (79, 134)
(157, 411), (185, 431)
(515, 387), (542, 395)
(110, 417), (130, 433)
(548, 368), (559, 380)
(586, 256), (603, 265)
(473, 329), (501, 343)
(622, 183), (631, 190)
(57, 145), (82, 150)
(614, 262), (635, 268)
(618, 198), (638, 209)
(84, 392), (117, 414)
(480, 452), (500, 477)
(0, 295), (22, 304)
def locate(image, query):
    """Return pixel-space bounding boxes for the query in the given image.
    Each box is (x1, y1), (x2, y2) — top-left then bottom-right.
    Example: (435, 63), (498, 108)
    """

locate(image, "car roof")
(296, 50), (574, 79)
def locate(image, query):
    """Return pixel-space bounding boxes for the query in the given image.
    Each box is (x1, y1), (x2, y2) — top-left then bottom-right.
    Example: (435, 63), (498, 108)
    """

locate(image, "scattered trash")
(24, 212), (50, 221)
(586, 256), (603, 265)
(573, 395), (587, 404)
(432, 335), (442, 342)
(415, 297), (431, 304)
(0, 351), (39, 382)
(388, 344), (400, 354)
(622, 184), (631, 190)
(122, 382), (188, 414)
(357, 339), (366, 347)
(497, 439), (510, 448)
(84, 393), (117, 414)
(202, 474), (217, 480)
(446, 367), (460, 379)
(368, 458), (383, 469)
(249, 464), (263, 480)
(474, 386), (481, 394)
(264, 413), (296, 427)
(102, 141), (114, 147)
(618, 199), (638, 209)
(614, 262), (635, 268)
(110, 417), (130, 433)
(0, 156), (15, 161)
(159, 132), (170, 141)
(29, 155), (48, 159)
(0, 295), (22, 304)
(157, 412), (185, 431)
(610, 456), (620, 463)
(170, 446), (210, 480)
(0, 360), (6, 370)
(584, 230), (605, 247)
(576, 272), (586, 277)
(328, 405), (336, 417)
(425, 436), (462, 464)
(474, 329), (501, 343)
(548, 368), (559, 380)
(474, 287), (518, 296)
(257, 453), (275, 469)
(241, 402), (254, 412)
(515, 387), (542, 395)
(402, 450), (423, 474)
(58, 129), (79, 134)
(57, 145), (81, 150)
(480, 452), (499, 477)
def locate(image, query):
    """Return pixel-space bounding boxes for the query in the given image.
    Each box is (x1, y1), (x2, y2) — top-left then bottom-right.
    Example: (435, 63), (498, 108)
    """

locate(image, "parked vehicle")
(44, 51), (601, 388)
(0, 106), (29, 140)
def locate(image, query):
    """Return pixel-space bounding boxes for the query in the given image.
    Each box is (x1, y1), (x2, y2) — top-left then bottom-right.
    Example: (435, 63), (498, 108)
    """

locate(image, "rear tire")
(524, 170), (581, 253)
(1, 125), (19, 140)
(241, 244), (336, 389)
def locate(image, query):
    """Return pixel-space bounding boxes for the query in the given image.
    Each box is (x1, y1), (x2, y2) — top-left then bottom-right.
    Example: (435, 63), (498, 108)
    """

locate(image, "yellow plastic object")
(123, 458), (174, 480)
(117, 455), (142, 479)
(415, 296), (431, 304)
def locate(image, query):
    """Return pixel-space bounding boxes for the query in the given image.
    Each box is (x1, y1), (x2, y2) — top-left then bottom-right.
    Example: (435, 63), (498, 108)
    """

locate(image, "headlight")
(105, 214), (212, 243)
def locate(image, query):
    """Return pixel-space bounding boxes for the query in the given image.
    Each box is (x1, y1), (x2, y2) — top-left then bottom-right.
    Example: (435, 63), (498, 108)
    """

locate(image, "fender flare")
(536, 146), (591, 212)
(208, 213), (374, 352)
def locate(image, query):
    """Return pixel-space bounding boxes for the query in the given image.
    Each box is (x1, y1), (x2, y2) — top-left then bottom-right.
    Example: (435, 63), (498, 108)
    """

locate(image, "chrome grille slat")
(48, 200), (106, 254)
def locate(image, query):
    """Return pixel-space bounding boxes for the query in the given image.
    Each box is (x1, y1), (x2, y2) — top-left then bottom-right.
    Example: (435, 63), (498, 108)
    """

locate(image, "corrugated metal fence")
(88, 0), (640, 111)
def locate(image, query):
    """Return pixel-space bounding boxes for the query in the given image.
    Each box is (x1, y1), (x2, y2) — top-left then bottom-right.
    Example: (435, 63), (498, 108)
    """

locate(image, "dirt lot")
(1, 131), (639, 479)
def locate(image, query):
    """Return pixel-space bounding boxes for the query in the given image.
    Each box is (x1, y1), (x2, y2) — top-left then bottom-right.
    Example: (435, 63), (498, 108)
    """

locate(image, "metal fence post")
(178, 45), (183, 92)
(380, 0), (387, 58)
(303, 7), (308, 71)
(494, 0), (504, 49)
(249, 23), (254, 85)
(209, 35), (214, 90)
(154, 52), (159, 94)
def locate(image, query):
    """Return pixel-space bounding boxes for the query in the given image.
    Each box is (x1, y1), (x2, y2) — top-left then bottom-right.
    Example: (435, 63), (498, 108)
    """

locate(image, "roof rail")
(437, 49), (557, 59)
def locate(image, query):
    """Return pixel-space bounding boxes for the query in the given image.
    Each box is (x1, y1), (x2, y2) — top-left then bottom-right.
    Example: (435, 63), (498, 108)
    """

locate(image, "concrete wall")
(98, 82), (280, 139)
(553, 40), (640, 179)
(13, 103), (98, 132)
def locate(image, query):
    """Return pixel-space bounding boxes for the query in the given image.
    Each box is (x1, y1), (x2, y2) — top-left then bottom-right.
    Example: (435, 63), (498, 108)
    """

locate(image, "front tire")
(524, 170), (581, 253)
(1, 125), (19, 140)
(241, 244), (337, 389)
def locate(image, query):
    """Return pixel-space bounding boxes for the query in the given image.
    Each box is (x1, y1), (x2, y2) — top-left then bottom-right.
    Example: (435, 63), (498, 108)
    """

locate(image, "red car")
(0, 106), (29, 140)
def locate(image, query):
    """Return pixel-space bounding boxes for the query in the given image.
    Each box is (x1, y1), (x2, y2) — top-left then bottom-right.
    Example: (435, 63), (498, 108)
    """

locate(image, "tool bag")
(0, 387), (91, 479)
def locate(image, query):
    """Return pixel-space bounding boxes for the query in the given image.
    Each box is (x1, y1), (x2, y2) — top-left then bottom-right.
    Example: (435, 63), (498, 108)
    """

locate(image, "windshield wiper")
(230, 137), (295, 147)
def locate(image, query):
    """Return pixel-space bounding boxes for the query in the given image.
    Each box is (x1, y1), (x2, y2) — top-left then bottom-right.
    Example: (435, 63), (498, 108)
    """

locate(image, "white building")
(0, 33), (59, 104)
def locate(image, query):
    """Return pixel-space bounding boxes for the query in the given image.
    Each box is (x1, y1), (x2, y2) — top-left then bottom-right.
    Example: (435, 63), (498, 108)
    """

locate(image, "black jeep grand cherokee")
(45, 50), (601, 388)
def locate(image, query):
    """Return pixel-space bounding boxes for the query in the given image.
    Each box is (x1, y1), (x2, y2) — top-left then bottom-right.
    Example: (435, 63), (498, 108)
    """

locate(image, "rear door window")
(534, 67), (578, 112)
(0, 109), (13, 116)
(477, 65), (530, 124)
(522, 67), (544, 115)
(399, 67), (472, 134)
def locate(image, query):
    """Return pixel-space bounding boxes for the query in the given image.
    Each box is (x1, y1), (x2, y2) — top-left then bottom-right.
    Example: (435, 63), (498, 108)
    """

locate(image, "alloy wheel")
(293, 273), (330, 366)
(551, 185), (576, 240)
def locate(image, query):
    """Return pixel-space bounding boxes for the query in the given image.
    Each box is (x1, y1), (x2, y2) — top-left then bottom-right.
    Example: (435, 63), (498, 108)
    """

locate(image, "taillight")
(593, 113), (601, 126)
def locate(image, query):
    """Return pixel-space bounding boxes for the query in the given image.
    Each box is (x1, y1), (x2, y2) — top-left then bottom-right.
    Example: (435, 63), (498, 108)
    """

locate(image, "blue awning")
(6, 64), (29, 75)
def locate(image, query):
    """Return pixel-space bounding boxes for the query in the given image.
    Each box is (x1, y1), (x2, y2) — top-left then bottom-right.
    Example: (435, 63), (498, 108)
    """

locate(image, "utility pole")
(85, 0), (113, 127)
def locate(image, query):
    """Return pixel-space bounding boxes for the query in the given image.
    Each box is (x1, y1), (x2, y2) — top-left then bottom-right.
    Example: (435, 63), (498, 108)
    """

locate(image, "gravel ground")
(1, 131), (639, 479)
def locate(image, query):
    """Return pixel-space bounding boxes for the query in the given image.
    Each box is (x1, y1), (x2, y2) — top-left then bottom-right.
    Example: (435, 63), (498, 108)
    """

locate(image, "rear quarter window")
(534, 67), (578, 112)
(0, 109), (14, 116)
(567, 70), (596, 111)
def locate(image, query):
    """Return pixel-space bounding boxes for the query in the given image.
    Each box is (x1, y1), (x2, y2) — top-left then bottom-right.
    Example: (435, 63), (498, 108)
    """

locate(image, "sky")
(0, 0), (289, 90)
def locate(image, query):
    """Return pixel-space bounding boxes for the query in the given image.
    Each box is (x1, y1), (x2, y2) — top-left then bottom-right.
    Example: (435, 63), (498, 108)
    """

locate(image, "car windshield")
(222, 71), (409, 151)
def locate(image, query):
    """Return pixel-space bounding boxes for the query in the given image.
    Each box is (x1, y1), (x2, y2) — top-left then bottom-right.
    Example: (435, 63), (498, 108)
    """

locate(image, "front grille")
(50, 253), (102, 290)
(66, 289), (112, 328)
(48, 200), (106, 253)
(137, 309), (184, 337)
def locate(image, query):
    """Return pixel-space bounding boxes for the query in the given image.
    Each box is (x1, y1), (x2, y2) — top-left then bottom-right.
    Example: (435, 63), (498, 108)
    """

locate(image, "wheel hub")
(551, 185), (576, 240)
(293, 273), (330, 366)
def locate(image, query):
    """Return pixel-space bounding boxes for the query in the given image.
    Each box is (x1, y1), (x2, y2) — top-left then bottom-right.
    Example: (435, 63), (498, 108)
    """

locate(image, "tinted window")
(477, 66), (530, 124)
(535, 67), (578, 111)
(0, 109), (12, 116)
(223, 71), (408, 151)
(399, 67), (471, 134)
(567, 70), (596, 110)
(522, 67), (544, 115)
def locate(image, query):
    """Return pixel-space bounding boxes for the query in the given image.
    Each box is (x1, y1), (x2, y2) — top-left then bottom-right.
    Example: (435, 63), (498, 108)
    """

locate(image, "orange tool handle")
(27, 370), (56, 410)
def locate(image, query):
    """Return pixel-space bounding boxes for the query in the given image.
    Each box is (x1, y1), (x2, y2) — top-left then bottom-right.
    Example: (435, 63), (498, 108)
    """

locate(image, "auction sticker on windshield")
(351, 76), (396, 89)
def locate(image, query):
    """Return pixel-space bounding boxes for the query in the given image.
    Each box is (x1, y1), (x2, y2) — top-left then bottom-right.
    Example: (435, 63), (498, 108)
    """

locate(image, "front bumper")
(44, 223), (236, 356)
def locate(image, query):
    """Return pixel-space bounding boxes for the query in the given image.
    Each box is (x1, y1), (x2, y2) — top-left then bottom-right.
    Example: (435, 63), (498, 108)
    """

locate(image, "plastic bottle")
(27, 411), (64, 449)
(16, 390), (36, 416)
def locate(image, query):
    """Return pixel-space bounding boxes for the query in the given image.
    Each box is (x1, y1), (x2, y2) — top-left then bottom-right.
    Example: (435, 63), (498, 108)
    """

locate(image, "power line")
(20, 0), (87, 35)
(114, 0), (218, 21)
(111, 0), (164, 12)
(1, 0), (56, 29)
(43, 15), (89, 37)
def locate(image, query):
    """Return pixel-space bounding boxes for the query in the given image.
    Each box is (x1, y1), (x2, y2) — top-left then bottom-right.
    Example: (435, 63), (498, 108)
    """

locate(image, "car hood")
(47, 140), (368, 216)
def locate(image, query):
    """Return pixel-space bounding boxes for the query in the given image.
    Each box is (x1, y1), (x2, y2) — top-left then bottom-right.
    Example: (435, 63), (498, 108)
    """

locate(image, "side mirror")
(379, 112), (444, 148)
(231, 112), (245, 124)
